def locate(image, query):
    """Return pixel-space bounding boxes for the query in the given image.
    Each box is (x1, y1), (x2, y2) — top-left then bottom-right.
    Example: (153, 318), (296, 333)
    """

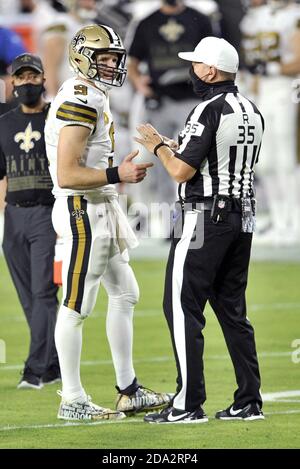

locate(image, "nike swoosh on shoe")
(229, 404), (250, 416)
(167, 411), (189, 422)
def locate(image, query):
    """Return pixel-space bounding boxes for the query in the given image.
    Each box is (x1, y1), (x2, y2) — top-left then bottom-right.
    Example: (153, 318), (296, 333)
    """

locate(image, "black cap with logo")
(11, 53), (44, 75)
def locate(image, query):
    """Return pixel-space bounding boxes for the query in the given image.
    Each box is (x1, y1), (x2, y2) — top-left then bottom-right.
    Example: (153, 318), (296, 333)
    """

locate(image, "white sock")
(55, 305), (86, 402)
(106, 295), (136, 390)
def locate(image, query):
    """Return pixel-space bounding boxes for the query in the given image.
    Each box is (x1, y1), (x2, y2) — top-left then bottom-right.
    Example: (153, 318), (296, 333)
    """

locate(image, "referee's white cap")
(178, 37), (239, 73)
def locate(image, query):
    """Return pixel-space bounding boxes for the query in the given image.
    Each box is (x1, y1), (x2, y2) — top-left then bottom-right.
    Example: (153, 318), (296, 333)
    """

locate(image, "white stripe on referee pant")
(172, 210), (199, 410)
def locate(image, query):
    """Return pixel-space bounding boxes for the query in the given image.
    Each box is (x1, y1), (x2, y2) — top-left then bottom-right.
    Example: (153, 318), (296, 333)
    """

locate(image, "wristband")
(106, 166), (121, 184)
(153, 142), (169, 157)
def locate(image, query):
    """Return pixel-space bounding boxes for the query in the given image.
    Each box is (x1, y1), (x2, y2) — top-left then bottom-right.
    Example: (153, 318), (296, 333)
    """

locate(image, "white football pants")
(52, 195), (139, 401)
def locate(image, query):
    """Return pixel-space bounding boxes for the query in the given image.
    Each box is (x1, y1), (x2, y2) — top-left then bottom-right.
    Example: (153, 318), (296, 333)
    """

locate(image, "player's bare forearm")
(57, 126), (153, 189)
(57, 125), (107, 189)
(58, 165), (108, 190)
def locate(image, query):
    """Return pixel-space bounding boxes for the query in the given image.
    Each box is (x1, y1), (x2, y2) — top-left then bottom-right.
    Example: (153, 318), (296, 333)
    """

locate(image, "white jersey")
(45, 77), (118, 198)
(240, 5), (267, 68)
(241, 3), (300, 67)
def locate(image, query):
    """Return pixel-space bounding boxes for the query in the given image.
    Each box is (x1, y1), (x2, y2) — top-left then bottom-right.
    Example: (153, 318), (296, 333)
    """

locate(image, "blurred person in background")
(215, 0), (246, 55)
(90, 0), (133, 41)
(126, 0), (213, 238)
(188, 1), (221, 36)
(0, 53), (60, 389)
(241, 0), (300, 245)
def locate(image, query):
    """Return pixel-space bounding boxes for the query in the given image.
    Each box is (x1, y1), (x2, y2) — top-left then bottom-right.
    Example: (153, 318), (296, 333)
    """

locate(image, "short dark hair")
(219, 70), (236, 81)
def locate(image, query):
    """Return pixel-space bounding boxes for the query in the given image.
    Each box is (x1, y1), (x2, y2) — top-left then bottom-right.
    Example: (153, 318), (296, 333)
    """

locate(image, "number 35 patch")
(181, 120), (204, 138)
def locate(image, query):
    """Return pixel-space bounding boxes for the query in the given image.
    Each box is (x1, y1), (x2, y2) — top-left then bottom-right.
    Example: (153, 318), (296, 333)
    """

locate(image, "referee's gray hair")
(219, 70), (237, 81)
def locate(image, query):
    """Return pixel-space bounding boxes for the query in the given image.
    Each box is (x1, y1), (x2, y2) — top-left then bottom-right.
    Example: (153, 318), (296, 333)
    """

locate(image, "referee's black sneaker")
(215, 402), (264, 421)
(144, 405), (208, 424)
(42, 365), (61, 385)
(17, 369), (43, 390)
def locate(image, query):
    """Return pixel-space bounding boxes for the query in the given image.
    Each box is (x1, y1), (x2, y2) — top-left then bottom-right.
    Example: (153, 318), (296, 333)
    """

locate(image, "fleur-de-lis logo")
(72, 208), (85, 221)
(21, 55), (31, 63)
(71, 33), (86, 51)
(159, 19), (185, 43)
(14, 122), (41, 153)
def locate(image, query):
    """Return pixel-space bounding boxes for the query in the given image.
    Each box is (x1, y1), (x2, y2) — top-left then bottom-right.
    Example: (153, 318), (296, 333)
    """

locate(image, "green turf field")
(0, 255), (299, 449)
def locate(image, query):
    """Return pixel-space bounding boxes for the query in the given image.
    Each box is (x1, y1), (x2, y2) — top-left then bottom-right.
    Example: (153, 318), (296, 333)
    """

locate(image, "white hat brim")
(178, 52), (199, 62)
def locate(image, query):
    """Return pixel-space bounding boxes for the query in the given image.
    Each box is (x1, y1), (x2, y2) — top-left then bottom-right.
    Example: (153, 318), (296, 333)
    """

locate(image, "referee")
(136, 37), (265, 423)
(0, 54), (60, 389)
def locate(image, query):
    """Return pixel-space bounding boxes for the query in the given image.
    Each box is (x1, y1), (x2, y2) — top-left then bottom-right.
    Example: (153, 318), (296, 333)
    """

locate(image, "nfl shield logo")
(218, 200), (226, 209)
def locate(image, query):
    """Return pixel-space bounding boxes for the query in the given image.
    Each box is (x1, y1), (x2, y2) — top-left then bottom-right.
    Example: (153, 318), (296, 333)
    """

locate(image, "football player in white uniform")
(45, 24), (171, 421)
(241, 0), (300, 244)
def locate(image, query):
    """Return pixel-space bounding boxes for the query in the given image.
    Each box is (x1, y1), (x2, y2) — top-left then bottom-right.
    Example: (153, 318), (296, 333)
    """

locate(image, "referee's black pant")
(2, 204), (59, 377)
(163, 208), (262, 412)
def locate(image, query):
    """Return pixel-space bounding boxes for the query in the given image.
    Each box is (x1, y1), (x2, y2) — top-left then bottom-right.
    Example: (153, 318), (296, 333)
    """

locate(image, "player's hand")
(135, 123), (165, 154)
(118, 150), (153, 183)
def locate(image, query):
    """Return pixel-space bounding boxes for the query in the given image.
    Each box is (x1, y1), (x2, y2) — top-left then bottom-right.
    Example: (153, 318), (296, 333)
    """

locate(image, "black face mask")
(164, 0), (178, 6)
(13, 83), (45, 106)
(21, 6), (34, 13)
(189, 66), (213, 98)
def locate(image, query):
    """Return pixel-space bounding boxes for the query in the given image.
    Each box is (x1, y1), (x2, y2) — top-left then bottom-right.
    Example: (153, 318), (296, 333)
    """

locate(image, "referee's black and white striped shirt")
(175, 82), (264, 201)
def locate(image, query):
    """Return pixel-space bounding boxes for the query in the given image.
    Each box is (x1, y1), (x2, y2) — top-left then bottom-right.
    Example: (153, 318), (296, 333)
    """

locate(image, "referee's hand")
(118, 150), (153, 184)
(135, 123), (164, 154)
